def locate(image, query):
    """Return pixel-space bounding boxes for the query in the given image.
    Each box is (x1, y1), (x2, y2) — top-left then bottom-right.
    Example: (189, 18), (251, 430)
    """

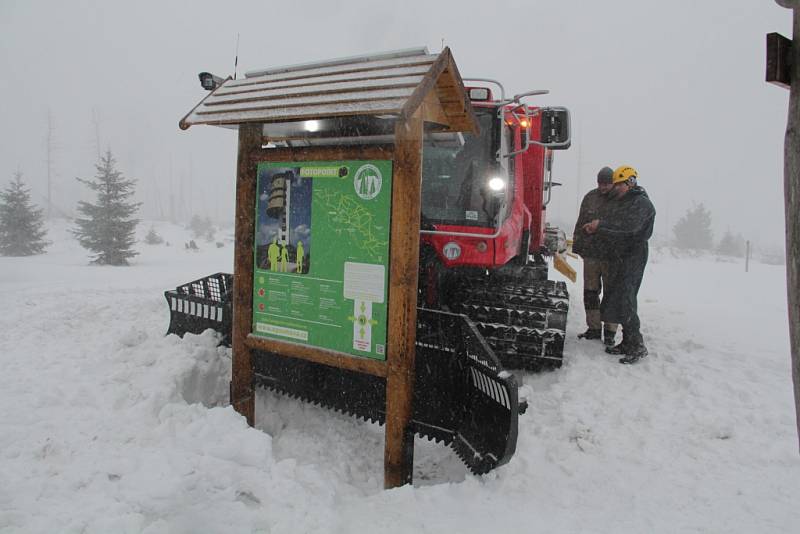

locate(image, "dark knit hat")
(597, 166), (614, 184)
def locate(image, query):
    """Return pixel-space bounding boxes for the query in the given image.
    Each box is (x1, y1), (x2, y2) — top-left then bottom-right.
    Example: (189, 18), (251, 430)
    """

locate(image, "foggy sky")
(0, 0), (792, 249)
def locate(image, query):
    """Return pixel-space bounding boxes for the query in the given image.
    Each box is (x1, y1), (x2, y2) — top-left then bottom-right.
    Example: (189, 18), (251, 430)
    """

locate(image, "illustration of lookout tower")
(266, 171), (292, 245)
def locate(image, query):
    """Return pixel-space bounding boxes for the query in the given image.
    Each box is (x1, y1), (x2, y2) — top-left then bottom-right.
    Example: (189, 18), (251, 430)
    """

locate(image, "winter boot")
(605, 340), (629, 355)
(603, 328), (617, 346)
(618, 344), (648, 364)
(578, 328), (602, 340)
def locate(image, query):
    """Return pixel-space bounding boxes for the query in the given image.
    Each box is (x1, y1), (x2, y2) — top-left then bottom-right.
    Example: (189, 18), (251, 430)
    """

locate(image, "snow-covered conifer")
(144, 226), (164, 245)
(0, 171), (49, 256)
(72, 150), (141, 265)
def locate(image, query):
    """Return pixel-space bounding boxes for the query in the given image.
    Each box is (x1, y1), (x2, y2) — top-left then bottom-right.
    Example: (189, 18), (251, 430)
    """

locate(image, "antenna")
(234, 33), (240, 80)
(441, 38), (444, 52)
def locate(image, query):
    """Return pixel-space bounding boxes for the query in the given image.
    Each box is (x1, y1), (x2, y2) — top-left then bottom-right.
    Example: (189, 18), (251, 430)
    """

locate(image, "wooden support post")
(782, 6), (800, 453)
(231, 123), (262, 426)
(384, 110), (423, 488)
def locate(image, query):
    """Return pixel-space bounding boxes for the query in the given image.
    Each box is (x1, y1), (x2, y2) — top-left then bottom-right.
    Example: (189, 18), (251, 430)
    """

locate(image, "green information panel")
(252, 160), (392, 360)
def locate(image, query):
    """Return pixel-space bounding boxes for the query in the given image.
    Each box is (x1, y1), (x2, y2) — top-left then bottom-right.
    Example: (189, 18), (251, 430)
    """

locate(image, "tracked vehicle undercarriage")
(420, 249), (569, 371)
(446, 273), (569, 370)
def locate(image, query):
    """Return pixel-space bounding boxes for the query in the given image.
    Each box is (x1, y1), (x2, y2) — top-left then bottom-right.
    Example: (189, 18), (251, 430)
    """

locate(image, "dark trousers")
(601, 247), (648, 346)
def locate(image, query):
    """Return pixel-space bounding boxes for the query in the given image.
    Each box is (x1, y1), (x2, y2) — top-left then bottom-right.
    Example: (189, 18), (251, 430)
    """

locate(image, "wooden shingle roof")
(179, 47), (476, 133)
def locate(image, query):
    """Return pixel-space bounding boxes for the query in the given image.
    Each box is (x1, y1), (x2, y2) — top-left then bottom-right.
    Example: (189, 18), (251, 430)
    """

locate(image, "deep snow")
(1, 221), (798, 534)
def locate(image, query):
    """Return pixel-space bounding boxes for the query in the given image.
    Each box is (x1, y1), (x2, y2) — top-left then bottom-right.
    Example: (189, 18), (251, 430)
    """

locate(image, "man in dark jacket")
(583, 165), (655, 364)
(572, 166), (618, 345)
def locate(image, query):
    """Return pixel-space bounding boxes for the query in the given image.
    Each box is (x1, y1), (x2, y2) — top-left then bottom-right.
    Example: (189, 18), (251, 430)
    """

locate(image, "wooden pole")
(782, 6), (800, 453)
(745, 240), (750, 273)
(231, 123), (261, 426)
(384, 109), (423, 488)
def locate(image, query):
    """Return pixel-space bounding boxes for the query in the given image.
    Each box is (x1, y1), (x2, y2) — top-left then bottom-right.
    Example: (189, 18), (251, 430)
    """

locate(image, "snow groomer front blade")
(252, 308), (523, 475)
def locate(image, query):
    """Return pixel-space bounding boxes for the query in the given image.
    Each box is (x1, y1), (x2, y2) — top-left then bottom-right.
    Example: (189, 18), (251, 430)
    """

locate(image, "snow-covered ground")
(1, 221), (798, 534)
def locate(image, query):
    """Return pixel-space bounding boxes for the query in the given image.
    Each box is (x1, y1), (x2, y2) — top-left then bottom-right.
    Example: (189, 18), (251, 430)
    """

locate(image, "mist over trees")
(673, 203), (714, 251)
(72, 150), (141, 265)
(0, 171), (49, 256)
(669, 203), (759, 260)
(716, 229), (747, 258)
(188, 214), (216, 242)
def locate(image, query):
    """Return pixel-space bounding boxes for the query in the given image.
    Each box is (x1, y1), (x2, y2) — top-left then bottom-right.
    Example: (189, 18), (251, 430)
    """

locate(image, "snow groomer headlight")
(488, 176), (506, 192)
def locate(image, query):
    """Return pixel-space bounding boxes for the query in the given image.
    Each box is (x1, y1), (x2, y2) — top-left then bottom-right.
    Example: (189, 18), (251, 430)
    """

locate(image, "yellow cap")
(612, 166), (638, 184)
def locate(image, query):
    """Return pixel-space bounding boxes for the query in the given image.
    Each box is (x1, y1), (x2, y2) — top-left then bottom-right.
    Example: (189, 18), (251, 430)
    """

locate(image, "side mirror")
(544, 181), (563, 191)
(538, 107), (571, 150)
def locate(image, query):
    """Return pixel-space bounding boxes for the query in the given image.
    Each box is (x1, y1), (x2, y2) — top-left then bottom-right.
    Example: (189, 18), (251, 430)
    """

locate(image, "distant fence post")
(746, 240), (750, 273)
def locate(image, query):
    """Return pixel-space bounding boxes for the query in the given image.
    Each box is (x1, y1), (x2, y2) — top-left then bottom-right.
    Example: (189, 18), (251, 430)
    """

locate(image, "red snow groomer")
(166, 48), (573, 475)
(418, 81), (572, 370)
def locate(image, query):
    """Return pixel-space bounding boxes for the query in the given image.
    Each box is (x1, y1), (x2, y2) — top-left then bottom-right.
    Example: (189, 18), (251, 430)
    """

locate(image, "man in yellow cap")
(583, 165), (655, 364)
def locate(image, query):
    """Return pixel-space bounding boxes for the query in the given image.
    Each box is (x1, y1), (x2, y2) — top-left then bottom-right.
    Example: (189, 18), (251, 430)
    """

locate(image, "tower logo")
(353, 164), (382, 200)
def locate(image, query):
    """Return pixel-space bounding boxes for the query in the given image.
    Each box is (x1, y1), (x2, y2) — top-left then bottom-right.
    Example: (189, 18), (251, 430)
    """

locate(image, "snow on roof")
(242, 47), (431, 80)
(179, 47), (476, 133)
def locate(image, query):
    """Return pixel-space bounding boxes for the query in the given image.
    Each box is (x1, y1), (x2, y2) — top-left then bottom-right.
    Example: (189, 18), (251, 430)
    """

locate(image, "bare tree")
(45, 108), (55, 219)
(91, 108), (102, 161)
